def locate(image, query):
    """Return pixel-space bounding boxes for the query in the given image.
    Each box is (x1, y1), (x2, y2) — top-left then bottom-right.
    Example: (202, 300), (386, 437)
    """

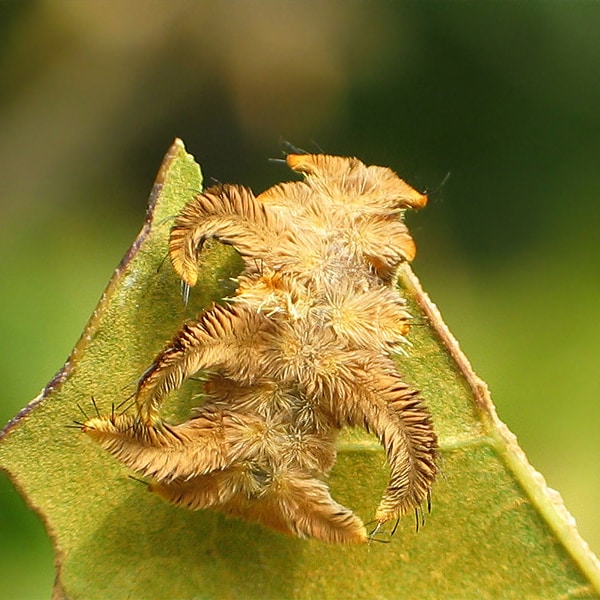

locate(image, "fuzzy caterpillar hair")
(82, 153), (437, 544)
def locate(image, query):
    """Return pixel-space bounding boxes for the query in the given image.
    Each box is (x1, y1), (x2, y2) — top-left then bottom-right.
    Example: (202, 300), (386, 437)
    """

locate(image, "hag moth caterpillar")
(82, 153), (437, 544)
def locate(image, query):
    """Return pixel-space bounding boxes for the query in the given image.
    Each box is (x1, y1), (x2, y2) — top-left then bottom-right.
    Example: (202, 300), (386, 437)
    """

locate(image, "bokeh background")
(1, 2), (599, 597)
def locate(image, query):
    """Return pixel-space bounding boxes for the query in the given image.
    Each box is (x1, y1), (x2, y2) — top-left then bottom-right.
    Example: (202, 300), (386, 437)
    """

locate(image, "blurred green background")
(1, 2), (599, 598)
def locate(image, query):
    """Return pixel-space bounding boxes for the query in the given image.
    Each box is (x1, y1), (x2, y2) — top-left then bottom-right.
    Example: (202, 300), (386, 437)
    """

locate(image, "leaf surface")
(1, 139), (599, 600)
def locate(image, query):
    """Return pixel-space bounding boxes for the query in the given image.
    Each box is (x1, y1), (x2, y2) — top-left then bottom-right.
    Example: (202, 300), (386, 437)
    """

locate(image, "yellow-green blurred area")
(0, 2), (599, 598)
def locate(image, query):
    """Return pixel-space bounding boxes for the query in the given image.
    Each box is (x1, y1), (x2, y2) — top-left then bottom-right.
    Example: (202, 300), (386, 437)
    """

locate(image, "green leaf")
(1, 139), (599, 599)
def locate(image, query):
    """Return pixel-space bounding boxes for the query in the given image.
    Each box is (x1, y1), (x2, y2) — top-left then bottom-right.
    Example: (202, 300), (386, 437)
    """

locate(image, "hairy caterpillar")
(82, 153), (437, 544)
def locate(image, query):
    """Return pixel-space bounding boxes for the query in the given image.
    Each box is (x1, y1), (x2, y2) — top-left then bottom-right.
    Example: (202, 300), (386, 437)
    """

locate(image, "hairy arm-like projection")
(82, 153), (437, 544)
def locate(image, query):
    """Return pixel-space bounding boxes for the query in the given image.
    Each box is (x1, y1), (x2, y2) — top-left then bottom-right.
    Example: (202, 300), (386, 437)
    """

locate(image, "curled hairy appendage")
(83, 153), (437, 544)
(151, 468), (368, 544)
